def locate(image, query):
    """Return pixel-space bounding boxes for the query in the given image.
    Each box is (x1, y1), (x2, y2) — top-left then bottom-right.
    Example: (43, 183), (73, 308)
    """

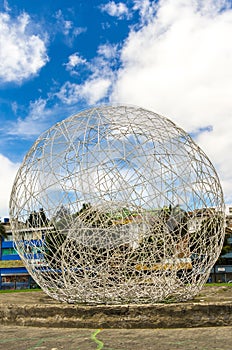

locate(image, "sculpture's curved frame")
(10, 105), (225, 304)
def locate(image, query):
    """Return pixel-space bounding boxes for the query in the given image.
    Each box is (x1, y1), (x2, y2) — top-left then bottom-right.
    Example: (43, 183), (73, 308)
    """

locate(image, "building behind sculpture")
(1, 206), (232, 290)
(0, 218), (38, 290)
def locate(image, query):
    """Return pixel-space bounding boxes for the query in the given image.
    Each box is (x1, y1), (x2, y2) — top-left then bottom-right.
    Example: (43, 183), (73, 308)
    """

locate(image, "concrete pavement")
(1, 325), (232, 350)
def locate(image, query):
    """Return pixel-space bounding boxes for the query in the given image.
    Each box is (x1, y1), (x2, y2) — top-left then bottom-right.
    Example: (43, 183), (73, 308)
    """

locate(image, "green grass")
(0, 283), (232, 294)
(0, 288), (41, 293)
(205, 282), (232, 287)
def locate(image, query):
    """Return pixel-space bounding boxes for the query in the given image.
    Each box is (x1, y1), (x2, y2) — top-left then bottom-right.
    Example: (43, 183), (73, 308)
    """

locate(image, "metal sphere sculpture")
(10, 105), (225, 304)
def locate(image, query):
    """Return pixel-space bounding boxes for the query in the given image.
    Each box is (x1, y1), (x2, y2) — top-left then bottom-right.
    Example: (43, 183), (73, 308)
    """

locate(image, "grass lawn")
(0, 283), (232, 294)
(0, 288), (41, 293)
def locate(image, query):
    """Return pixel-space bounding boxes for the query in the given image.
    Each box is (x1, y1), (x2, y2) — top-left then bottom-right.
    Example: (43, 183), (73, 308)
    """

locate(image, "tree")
(27, 208), (49, 228)
(44, 228), (67, 266)
(190, 215), (222, 254)
(216, 227), (232, 264)
(75, 203), (113, 228)
(220, 233), (232, 256)
(52, 205), (71, 232)
(45, 206), (71, 266)
(0, 222), (7, 239)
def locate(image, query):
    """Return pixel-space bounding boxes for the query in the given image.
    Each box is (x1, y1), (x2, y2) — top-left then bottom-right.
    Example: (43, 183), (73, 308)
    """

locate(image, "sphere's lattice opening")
(10, 105), (225, 304)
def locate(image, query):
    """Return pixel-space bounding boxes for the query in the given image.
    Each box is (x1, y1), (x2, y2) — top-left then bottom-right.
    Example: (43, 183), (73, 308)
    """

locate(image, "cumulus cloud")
(57, 79), (111, 105)
(97, 43), (119, 59)
(112, 0), (232, 131)
(108, 0), (232, 203)
(100, 1), (131, 19)
(196, 122), (232, 203)
(80, 78), (112, 104)
(65, 52), (87, 76)
(8, 99), (53, 138)
(132, 0), (158, 26)
(65, 52), (87, 70)
(0, 154), (20, 218)
(59, 43), (119, 105)
(0, 11), (48, 84)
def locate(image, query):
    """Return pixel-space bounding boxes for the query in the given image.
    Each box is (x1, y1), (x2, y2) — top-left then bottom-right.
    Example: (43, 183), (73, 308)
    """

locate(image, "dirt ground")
(194, 284), (232, 302)
(0, 285), (232, 350)
(0, 284), (231, 305)
(1, 325), (232, 350)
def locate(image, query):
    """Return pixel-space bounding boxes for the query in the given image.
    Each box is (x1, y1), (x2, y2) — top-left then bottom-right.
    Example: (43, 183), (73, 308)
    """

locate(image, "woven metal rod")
(9, 105), (225, 304)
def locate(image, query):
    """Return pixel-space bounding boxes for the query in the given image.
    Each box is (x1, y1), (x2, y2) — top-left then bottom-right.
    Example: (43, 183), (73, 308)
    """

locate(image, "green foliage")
(27, 208), (49, 228)
(190, 215), (223, 254)
(136, 205), (188, 262)
(45, 229), (67, 265)
(74, 203), (113, 228)
(0, 222), (7, 239)
(221, 237), (231, 255)
(217, 230), (232, 263)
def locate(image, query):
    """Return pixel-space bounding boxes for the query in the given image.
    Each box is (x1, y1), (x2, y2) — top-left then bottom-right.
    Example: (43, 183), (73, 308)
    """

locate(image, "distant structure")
(0, 218), (38, 290)
(9, 105), (225, 304)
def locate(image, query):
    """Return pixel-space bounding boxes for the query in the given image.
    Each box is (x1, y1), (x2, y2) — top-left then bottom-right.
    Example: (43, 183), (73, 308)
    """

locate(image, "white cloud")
(54, 9), (86, 44)
(8, 99), (53, 138)
(97, 43), (118, 59)
(196, 122), (232, 204)
(81, 78), (112, 104)
(3, 0), (10, 12)
(57, 78), (111, 105)
(65, 52), (87, 72)
(132, 0), (158, 26)
(100, 1), (131, 19)
(0, 11), (48, 84)
(59, 43), (119, 105)
(108, 0), (232, 203)
(55, 10), (72, 36)
(0, 154), (20, 218)
(112, 0), (232, 133)
(56, 82), (80, 105)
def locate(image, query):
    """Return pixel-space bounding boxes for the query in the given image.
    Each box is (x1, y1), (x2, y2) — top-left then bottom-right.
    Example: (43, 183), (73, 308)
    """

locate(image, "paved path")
(0, 325), (232, 350)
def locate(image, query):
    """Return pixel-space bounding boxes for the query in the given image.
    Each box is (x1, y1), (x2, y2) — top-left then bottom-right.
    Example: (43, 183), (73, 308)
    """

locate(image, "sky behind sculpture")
(1, 0), (232, 217)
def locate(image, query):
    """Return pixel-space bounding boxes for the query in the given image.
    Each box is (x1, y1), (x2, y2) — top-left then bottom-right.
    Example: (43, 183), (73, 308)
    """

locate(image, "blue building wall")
(0, 225), (38, 290)
(1, 220), (232, 288)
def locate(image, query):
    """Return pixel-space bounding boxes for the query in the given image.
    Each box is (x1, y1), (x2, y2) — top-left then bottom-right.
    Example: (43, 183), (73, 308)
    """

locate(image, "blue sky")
(1, 0), (232, 217)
